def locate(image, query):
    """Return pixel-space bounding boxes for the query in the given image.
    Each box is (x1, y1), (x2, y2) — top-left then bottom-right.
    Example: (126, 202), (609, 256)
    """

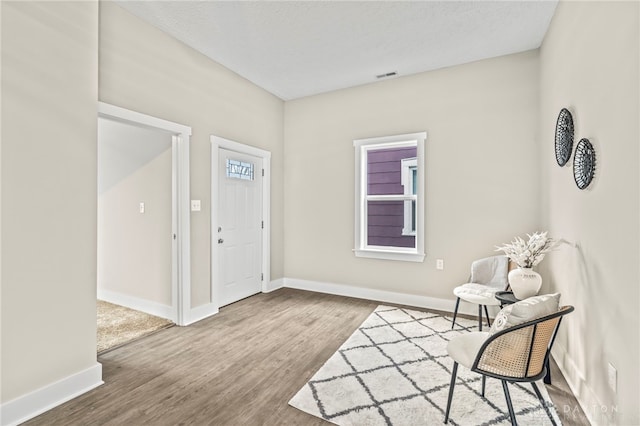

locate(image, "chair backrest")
(471, 305), (574, 381)
(470, 255), (509, 290)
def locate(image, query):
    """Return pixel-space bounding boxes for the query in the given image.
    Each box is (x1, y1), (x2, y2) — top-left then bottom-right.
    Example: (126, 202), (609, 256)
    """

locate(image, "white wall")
(98, 117), (173, 194)
(1, 0), (101, 411)
(539, 2), (639, 424)
(98, 2), (285, 309)
(284, 51), (540, 300)
(98, 118), (173, 311)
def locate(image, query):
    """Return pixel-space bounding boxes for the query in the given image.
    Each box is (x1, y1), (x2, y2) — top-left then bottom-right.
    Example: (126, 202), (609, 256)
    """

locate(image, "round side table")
(494, 291), (519, 307)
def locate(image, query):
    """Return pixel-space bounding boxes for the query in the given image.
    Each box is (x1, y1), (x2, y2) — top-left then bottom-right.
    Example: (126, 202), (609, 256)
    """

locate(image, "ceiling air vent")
(376, 71), (397, 79)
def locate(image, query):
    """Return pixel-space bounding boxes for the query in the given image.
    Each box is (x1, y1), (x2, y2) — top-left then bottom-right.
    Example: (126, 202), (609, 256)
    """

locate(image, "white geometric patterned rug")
(289, 305), (561, 426)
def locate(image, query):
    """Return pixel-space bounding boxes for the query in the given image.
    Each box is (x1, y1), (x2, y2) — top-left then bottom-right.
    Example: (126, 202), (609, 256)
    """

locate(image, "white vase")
(508, 268), (542, 300)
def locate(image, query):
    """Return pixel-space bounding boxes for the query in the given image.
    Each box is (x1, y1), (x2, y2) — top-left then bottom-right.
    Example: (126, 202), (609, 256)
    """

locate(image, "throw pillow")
(489, 293), (561, 335)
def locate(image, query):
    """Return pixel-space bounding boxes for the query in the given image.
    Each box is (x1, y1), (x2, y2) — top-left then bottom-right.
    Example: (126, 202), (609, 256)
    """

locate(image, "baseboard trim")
(283, 277), (484, 317)
(97, 289), (173, 321)
(1, 363), (103, 426)
(186, 302), (219, 325)
(552, 344), (613, 425)
(264, 278), (284, 293)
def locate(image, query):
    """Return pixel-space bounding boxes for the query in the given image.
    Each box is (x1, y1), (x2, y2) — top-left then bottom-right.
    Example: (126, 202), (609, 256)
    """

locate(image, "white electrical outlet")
(139, 202), (145, 213)
(608, 363), (617, 392)
(191, 200), (201, 212)
(436, 259), (444, 270)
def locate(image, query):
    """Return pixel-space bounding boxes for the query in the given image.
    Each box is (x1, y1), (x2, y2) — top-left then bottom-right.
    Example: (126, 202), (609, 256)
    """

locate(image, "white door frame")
(98, 102), (191, 326)
(211, 136), (271, 308)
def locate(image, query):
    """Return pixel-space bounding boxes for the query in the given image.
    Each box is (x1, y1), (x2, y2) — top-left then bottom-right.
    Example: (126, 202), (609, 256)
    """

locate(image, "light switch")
(191, 200), (201, 212)
(139, 202), (145, 213)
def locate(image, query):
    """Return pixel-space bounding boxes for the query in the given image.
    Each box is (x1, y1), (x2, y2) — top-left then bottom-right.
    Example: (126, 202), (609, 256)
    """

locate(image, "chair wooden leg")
(478, 305), (483, 331)
(444, 362), (458, 424)
(451, 297), (460, 329)
(484, 305), (491, 327)
(532, 382), (557, 426)
(501, 380), (518, 426)
(481, 375), (486, 397)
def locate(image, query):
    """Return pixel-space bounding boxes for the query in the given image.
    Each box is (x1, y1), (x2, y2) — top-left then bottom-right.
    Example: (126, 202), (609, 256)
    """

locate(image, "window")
(353, 132), (426, 262)
(226, 158), (254, 181)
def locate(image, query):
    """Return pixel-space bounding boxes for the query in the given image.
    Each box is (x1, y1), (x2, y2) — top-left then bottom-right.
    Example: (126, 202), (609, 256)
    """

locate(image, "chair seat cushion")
(453, 283), (502, 305)
(447, 331), (490, 369)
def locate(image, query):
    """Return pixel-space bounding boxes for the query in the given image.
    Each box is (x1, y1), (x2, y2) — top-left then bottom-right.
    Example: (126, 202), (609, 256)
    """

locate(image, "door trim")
(98, 102), (191, 326)
(210, 136), (271, 308)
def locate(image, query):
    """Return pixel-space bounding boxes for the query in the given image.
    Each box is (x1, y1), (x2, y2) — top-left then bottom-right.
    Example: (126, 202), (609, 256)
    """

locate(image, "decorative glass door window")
(353, 132), (426, 262)
(226, 158), (254, 181)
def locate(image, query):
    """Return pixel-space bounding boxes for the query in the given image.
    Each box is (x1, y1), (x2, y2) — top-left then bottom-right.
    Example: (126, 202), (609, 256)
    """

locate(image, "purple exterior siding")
(367, 201), (415, 248)
(367, 147), (416, 195)
(366, 147), (417, 248)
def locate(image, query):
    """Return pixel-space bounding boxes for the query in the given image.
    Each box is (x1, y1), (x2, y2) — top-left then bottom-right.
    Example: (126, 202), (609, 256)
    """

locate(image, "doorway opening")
(211, 136), (271, 309)
(97, 103), (191, 341)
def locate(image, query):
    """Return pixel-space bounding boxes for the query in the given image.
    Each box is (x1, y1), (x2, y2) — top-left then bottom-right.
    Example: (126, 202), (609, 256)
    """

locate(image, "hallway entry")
(98, 102), (192, 325)
(97, 117), (174, 319)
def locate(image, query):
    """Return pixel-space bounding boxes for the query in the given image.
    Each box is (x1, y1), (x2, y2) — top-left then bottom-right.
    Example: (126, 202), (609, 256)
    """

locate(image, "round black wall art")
(573, 138), (596, 190)
(555, 108), (574, 166)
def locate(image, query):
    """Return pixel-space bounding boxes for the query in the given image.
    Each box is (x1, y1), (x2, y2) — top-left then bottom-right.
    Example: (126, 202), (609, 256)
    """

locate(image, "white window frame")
(353, 132), (426, 262)
(401, 158), (417, 236)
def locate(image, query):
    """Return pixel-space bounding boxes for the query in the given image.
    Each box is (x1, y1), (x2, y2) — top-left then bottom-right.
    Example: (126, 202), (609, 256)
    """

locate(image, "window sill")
(353, 248), (425, 263)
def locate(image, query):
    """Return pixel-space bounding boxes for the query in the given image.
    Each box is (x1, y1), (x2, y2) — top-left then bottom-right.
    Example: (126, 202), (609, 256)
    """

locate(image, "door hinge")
(261, 273), (264, 281)
(261, 221), (264, 229)
(262, 168), (265, 177)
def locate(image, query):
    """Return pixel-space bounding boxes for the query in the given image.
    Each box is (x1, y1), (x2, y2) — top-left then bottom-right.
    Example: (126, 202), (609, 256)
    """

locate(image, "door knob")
(218, 238), (224, 244)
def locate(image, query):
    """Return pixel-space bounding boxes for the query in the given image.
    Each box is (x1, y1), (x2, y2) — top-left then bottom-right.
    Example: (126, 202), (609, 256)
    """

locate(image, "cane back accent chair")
(444, 305), (574, 426)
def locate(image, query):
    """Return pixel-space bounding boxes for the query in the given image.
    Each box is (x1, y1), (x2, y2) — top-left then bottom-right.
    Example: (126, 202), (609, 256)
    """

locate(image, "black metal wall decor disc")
(555, 108), (574, 166)
(573, 138), (596, 190)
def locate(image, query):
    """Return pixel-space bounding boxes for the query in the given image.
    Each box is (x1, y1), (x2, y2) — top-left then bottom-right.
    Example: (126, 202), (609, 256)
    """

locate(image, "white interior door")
(218, 148), (263, 307)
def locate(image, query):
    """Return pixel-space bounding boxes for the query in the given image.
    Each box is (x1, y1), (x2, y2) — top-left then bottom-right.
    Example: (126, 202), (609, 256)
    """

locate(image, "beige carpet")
(97, 300), (174, 353)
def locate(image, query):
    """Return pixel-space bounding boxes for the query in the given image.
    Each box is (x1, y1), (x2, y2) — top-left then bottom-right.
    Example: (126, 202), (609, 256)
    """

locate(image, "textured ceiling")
(116, 1), (558, 100)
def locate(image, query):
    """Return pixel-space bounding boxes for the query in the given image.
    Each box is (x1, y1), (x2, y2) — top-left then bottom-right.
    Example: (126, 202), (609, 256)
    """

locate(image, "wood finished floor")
(26, 288), (589, 425)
